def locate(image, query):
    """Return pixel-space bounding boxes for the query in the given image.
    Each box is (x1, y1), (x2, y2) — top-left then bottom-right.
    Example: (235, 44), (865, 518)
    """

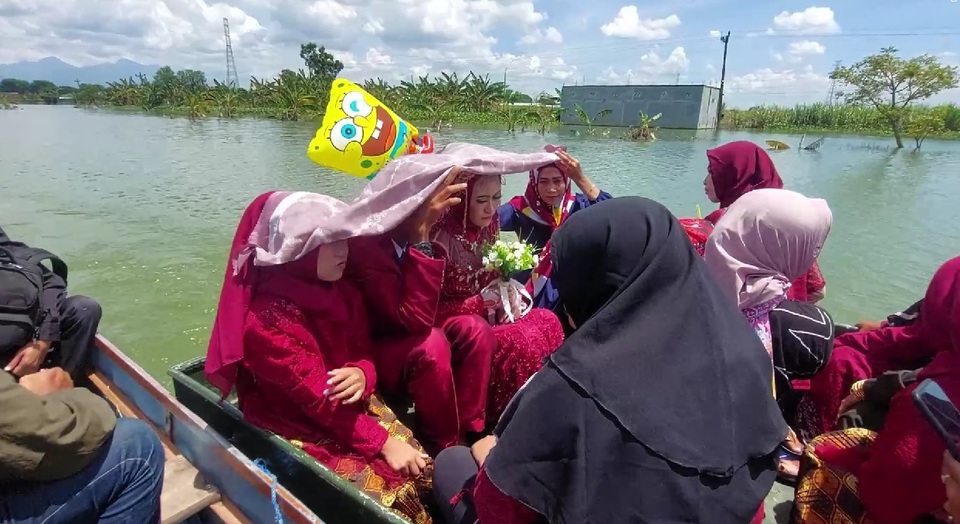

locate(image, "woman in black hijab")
(433, 197), (787, 523)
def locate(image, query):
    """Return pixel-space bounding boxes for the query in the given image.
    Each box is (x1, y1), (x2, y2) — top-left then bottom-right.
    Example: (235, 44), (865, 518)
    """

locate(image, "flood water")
(2, 105), (958, 386)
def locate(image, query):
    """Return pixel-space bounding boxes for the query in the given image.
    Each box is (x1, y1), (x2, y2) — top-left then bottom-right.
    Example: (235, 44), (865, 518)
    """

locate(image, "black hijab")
(485, 197), (786, 522)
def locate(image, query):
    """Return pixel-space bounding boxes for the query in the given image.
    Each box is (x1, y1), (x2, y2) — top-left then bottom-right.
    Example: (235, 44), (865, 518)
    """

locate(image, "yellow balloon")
(307, 78), (420, 179)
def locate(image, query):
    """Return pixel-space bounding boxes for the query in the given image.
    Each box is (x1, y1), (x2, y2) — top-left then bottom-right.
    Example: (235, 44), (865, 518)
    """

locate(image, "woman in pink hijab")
(703, 188), (833, 482)
(205, 191), (434, 522)
(698, 141), (827, 303)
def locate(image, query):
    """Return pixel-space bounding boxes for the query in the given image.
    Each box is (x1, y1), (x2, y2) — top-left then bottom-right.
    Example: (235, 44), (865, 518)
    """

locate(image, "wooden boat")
(171, 356), (799, 523)
(169, 357), (412, 524)
(89, 335), (323, 523)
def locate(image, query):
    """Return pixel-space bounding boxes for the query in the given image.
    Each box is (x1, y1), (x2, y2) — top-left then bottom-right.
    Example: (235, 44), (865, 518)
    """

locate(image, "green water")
(2, 105), (959, 387)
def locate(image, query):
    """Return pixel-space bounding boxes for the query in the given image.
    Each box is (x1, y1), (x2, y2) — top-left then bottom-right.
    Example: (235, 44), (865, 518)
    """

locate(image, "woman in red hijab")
(431, 174), (565, 426)
(498, 146), (612, 313)
(792, 256), (960, 524)
(205, 191), (433, 523)
(695, 140), (827, 303)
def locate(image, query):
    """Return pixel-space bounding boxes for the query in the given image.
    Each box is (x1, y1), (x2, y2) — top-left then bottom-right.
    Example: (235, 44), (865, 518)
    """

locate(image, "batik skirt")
(291, 395), (433, 524)
(790, 428), (877, 524)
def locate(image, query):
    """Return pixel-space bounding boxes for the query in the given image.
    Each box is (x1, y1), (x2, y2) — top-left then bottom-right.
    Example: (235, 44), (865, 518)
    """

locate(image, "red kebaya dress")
(237, 273), (432, 523)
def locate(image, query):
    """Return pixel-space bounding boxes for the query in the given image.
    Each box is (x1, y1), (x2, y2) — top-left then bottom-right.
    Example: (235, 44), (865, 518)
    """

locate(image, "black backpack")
(0, 246), (67, 354)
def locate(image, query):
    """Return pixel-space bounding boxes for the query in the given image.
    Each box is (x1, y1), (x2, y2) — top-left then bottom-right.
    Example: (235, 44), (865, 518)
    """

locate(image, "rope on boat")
(253, 459), (284, 523)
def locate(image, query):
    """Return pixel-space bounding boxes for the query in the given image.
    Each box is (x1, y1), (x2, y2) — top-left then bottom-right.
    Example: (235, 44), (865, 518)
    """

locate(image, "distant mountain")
(0, 57), (161, 87)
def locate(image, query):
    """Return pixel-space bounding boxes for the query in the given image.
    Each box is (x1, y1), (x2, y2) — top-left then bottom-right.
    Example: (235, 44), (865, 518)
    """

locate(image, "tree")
(906, 107), (947, 151)
(0, 78), (30, 93)
(176, 69), (207, 92)
(28, 80), (57, 94)
(830, 47), (959, 148)
(153, 66), (178, 91)
(299, 43), (344, 80)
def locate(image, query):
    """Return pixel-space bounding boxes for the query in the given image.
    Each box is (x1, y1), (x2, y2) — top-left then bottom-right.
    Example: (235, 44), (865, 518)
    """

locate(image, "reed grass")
(722, 103), (960, 137)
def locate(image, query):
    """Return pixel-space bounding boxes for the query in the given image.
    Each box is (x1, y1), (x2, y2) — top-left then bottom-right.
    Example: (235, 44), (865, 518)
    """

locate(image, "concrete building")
(560, 84), (721, 129)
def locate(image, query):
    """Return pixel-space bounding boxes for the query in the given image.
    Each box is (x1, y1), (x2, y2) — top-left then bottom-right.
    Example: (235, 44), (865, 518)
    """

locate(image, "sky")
(1, 0), (958, 107)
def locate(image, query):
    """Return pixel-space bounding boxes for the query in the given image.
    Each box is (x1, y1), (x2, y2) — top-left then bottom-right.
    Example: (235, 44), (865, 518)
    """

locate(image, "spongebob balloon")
(308, 79), (430, 179)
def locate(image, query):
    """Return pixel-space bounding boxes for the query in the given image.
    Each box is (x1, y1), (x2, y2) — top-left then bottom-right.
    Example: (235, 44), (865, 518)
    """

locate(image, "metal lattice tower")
(827, 60), (841, 105)
(223, 18), (239, 88)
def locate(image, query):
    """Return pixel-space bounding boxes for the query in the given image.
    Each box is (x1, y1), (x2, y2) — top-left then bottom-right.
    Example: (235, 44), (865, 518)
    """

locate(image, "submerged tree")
(906, 106), (948, 151)
(830, 47), (959, 148)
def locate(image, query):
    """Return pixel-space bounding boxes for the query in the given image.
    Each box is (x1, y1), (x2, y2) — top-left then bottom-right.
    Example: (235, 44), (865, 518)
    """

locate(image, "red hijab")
(707, 141), (784, 210)
(205, 191), (275, 397)
(205, 192), (348, 398)
(433, 174), (500, 247)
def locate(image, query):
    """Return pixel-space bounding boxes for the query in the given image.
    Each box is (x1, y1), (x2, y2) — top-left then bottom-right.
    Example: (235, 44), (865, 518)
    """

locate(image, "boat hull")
(92, 336), (322, 523)
(169, 357), (412, 524)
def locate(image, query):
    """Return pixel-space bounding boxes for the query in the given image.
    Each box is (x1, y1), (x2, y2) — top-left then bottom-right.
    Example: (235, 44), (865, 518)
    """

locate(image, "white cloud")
(726, 65), (830, 104)
(772, 7), (840, 35)
(788, 40), (826, 56)
(598, 46), (689, 84)
(547, 57), (577, 81)
(519, 26), (563, 45)
(746, 28), (777, 38)
(0, 0), (864, 102)
(600, 7), (681, 40)
(774, 40), (825, 63)
(0, 0), (583, 93)
(0, 0), (271, 72)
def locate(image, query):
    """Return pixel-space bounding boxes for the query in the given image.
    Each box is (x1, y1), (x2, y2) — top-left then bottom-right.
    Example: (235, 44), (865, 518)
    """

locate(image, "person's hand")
(855, 320), (885, 332)
(325, 367), (366, 405)
(943, 451), (960, 521)
(380, 437), (429, 477)
(5, 340), (51, 377)
(555, 150), (584, 181)
(836, 380), (868, 419)
(18, 367), (73, 396)
(471, 435), (498, 467)
(836, 393), (862, 418)
(406, 167), (468, 243)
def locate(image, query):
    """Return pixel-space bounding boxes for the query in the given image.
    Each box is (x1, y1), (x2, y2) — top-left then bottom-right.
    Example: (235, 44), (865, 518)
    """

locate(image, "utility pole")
(716, 31), (731, 127)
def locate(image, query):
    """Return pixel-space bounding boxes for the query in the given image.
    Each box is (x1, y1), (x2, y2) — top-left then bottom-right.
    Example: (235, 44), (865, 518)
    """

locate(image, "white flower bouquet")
(480, 240), (537, 323)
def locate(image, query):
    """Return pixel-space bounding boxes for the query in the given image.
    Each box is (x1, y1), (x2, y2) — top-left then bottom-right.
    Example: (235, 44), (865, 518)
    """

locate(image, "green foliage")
(626, 110), (661, 140)
(722, 102), (960, 138)
(4, 44), (957, 144)
(906, 105), (949, 150)
(300, 43), (344, 80)
(829, 47), (959, 147)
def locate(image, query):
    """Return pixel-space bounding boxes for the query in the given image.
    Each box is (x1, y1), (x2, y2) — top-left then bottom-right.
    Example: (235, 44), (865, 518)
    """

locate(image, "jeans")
(0, 418), (165, 524)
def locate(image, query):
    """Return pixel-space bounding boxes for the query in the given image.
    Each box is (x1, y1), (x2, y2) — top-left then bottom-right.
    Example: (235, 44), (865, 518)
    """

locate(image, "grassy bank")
(88, 101), (960, 142)
(722, 102), (960, 139)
